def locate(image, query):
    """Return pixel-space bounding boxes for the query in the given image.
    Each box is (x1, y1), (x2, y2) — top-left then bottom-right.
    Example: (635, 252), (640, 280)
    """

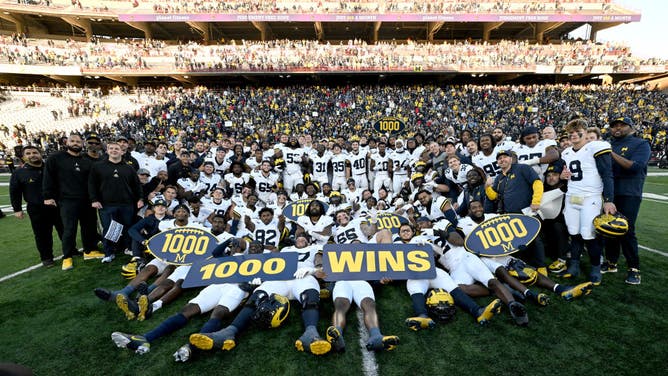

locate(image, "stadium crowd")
(5, 80), (662, 360)
(6, 0), (620, 15)
(1, 36), (664, 72)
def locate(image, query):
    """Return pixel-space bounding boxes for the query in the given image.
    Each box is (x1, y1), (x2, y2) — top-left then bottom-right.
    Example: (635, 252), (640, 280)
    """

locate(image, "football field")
(0, 171), (667, 376)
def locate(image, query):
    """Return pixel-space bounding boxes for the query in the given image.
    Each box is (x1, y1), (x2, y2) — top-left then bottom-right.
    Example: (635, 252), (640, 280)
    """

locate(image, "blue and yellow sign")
(373, 117), (406, 135)
(282, 199), (329, 221)
(322, 244), (435, 281)
(147, 227), (219, 265)
(464, 214), (541, 257)
(182, 253), (299, 288)
(372, 213), (409, 234)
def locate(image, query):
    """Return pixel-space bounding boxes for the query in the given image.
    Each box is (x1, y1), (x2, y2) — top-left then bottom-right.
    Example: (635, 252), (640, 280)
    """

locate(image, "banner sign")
(147, 227), (219, 265)
(282, 199), (329, 221)
(372, 213), (409, 234)
(182, 252), (298, 288)
(373, 117), (405, 135)
(322, 243), (436, 281)
(464, 214), (541, 257)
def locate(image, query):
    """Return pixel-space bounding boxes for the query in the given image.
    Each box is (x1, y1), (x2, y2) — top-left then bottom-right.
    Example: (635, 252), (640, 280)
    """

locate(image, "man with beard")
(84, 133), (103, 162)
(281, 136), (307, 194)
(456, 167), (493, 217)
(492, 126), (517, 151)
(296, 199), (334, 246)
(514, 126), (560, 177)
(10, 145), (64, 267)
(308, 143), (331, 188)
(472, 134), (500, 178)
(43, 133), (102, 270)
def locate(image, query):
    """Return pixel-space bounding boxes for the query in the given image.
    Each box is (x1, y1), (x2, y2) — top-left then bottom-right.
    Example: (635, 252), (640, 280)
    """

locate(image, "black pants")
(59, 199), (98, 258)
(605, 195), (642, 269)
(542, 215), (569, 261)
(27, 203), (63, 262)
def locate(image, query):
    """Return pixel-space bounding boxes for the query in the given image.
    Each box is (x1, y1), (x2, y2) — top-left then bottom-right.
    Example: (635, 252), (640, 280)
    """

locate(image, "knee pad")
(300, 288), (320, 310)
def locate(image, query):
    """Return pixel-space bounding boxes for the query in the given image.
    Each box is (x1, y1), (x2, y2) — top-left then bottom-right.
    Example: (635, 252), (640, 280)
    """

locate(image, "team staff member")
(89, 141), (144, 263)
(485, 149), (546, 273)
(43, 132), (102, 271)
(10, 146), (64, 267)
(604, 117), (651, 285)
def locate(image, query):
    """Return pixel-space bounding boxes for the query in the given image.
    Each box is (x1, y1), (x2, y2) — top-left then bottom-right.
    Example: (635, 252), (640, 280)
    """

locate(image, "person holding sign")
(110, 240), (262, 360)
(245, 207), (285, 251)
(458, 201), (594, 305)
(394, 223), (503, 329)
(190, 233), (332, 356)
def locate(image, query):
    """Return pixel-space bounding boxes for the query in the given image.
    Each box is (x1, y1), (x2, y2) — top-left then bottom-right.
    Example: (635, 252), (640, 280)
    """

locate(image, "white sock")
(152, 300), (163, 312)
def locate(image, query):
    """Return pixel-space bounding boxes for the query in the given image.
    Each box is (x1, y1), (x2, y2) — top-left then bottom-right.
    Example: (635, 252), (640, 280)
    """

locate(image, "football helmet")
(506, 258), (538, 286)
(593, 213), (629, 237)
(425, 289), (456, 323)
(252, 293), (290, 328)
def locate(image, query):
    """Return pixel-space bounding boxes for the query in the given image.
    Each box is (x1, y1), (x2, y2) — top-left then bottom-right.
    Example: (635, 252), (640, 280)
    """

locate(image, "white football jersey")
(561, 140), (611, 196)
(457, 213), (498, 237)
(389, 150), (410, 175)
(281, 244), (321, 269)
(199, 172), (222, 195)
(205, 156), (230, 176)
(418, 195), (451, 221)
(296, 215), (334, 245)
(334, 217), (369, 244)
(309, 152), (331, 182)
(281, 147), (306, 174)
(514, 139), (558, 176)
(370, 152), (391, 175)
(251, 171), (279, 204)
(472, 151), (500, 178)
(158, 219), (207, 232)
(202, 197), (232, 217)
(443, 163), (475, 187)
(177, 178), (207, 195)
(224, 172), (251, 195)
(330, 154), (348, 178)
(252, 218), (281, 248)
(347, 152), (368, 176)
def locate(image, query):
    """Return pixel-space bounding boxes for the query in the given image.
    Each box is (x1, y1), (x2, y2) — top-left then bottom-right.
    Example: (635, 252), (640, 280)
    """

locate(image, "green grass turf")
(0, 174), (667, 375)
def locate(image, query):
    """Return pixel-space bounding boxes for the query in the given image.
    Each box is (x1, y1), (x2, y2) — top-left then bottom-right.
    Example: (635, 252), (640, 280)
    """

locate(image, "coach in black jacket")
(89, 141), (144, 263)
(10, 145), (63, 267)
(43, 133), (98, 270)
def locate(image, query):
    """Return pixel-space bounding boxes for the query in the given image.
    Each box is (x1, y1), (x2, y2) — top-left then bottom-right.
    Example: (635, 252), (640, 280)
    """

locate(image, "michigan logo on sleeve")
(146, 227), (219, 265)
(182, 252), (299, 288)
(322, 243), (435, 281)
(464, 214), (541, 257)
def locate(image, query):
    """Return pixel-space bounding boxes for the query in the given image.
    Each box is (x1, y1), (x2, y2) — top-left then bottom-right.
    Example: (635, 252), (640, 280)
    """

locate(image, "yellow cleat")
(477, 299), (502, 326)
(561, 282), (594, 301)
(295, 333), (331, 355)
(189, 329), (236, 351)
(61, 257), (73, 271)
(83, 250), (105, 260)
(405, 316), (435, 331)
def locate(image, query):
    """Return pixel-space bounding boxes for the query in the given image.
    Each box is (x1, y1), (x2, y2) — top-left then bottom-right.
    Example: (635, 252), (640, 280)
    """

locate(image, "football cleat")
(405, 316), (436, 331)
(94, 288), (112, 302)
(326, 326), (346, 353)
(558, 260), (580, 279)
(62, 257), (73, 271)
(111, 332), (150, 354)
(366, 335), (399, 352)
(561, 282), (594, 301)
(590, 265), (602, 286)
(295, 332), (331, 355)
(137, 294), (152, 322)
(476, 299), (502, 326)
(526, 290), (550, 307)
(189, 327), (236, 352)
(548, 259), (567, 273)
(508, 301), (529, 327)
(537, 267), (548, 277)
(115, 293), (139, 320)
(601, 260), (618, 274)
(625, 268), (641, 285)
(173, 344), (192, 362)
(83, 250), (105, 260)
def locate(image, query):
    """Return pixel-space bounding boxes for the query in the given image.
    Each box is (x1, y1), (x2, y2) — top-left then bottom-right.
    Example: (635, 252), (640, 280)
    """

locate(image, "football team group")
(9, 112), (650, 360)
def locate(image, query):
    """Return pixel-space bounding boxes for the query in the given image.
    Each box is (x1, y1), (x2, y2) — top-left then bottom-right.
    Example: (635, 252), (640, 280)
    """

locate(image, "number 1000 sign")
(161, 233), (210, 255)
(475, 219), (527, 249)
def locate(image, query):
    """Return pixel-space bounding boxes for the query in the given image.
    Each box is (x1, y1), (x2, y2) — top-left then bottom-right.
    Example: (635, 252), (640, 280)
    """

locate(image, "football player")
(245, 207), (285, 251)
(280, 137), (307, 194)
(296, 200), (334, 246)
(110, 239), (260, 361)
(458, 201), (594, 305)
(393, 223), (503, 329)
(472, 134), (500, 178)
(223, 161), (252, 197)
(251, 160), (279, 207)
(199, 161), (222, 196)
(389, 139), (411, 194)
(330, 144), (349, 191)
(514, 126), (560, 177)
(346, 140), (369, 190)
(308, 143), (332, 188)
(559, 119), (616, 285)
(189, 233), (332, 355)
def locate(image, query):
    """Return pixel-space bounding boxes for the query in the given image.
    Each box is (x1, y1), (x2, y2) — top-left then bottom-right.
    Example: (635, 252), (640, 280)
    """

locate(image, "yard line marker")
(357, 309), (379, 376)
(639, 245), (668, 258)
(0, 256), (63, 283)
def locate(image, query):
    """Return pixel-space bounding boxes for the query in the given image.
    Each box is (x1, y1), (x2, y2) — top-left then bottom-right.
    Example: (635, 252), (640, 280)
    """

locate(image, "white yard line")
(357, 309), (379, 376)
(639, 245), (668, 258)
(0, 256), (63, 283)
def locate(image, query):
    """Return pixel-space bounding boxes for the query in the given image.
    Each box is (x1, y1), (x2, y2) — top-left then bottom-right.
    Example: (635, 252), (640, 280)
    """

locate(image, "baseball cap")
(496, 149), (514, 159)
(545, 160), (565, 175)
(116, 135), (128, 142)
(144, 139), (156, 146)
(151, 198), (167, 207)
(520, 126), (540, 138)
(137, 168), (151, 176)
(416, 216), (431, 223)
(610, 116), (634, 127)
(86, 133), (100, 141)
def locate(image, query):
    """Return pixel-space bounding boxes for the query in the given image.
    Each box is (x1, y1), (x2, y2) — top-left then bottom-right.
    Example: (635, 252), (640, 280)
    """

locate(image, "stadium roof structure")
(0, 0), (665, 87)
